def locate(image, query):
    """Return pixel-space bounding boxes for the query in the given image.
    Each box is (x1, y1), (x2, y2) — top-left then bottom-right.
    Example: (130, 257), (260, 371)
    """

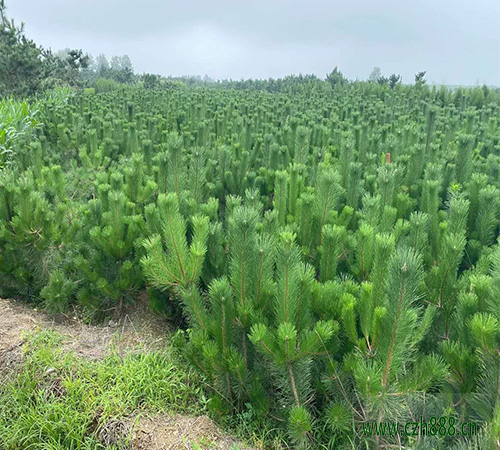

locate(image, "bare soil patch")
(0, 295), (168, 360)
(0, 297), (250, 450)
(128, 414), (243, 450)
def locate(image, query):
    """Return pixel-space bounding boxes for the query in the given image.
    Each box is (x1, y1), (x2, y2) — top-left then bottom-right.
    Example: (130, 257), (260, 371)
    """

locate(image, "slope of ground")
(0, 297), (250, 450)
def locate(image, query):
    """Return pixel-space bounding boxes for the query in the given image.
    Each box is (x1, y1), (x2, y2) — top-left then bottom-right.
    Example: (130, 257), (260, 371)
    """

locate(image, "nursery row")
(0, 83), (499, 448)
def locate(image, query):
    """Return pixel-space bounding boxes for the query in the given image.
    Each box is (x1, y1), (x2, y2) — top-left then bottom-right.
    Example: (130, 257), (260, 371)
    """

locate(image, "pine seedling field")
(1, 82), (499, 449)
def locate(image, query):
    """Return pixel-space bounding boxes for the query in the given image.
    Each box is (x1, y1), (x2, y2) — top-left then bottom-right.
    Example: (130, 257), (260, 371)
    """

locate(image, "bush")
(94, 77), (119, 93)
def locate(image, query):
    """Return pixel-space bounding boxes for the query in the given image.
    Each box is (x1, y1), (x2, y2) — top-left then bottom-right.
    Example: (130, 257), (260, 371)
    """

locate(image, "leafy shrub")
(0, 98), (39, 166)
(94, 77), (119, 93)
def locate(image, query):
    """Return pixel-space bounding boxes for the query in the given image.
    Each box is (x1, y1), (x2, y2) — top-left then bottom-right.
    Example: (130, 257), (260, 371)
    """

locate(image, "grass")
(0, 329), (205, 449)
(0, 328), (294, 450)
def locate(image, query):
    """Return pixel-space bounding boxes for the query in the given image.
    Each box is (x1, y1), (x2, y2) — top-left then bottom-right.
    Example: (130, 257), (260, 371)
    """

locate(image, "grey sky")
(7, 0), (500, 85)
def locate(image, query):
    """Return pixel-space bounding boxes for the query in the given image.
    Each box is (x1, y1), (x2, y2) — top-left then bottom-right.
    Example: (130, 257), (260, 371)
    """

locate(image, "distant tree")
(481, 84), (489, 99)
(415, 71), (427, 87)
(120, 55), (133, 70)
(53, 48), (71, 60)
(95, 54), (110, 77)
(119, 55), (134, 83)
(369, 66), (382, 82)
(326, 67), (348, 87)
(86, 53), (95, 70)
(389, 73), (401, 89)
(110, 55), (134, 83)
(42, 47), (90, 87)
(66, 49), (89, 70)
(0, 0), (46, 97)
(142, 73), (159, 89)
(0, 2), (136, 96)
(377, 76), (389, 86)
(109, 55), (121, 71)
(60, 49), (90, 85)
(78, 53), (96, 83)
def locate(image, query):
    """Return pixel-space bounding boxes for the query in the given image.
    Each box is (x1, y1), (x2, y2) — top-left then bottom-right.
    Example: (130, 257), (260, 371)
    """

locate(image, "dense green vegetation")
(1, 79), (499, 449)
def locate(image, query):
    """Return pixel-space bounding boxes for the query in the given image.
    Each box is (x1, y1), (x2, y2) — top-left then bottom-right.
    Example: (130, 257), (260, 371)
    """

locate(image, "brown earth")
(0, 297), (250, 450)
(0, 294), (169, 359)
(126, 414), (243, 450)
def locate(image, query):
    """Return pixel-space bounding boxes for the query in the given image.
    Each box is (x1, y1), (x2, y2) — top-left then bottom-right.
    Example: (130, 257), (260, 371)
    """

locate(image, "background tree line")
(0, 1), (136, 98)
(1, 0), (496, 110)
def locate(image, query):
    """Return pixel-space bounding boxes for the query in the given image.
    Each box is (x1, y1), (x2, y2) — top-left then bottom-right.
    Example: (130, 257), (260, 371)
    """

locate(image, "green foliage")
(326, 66), (348, 88)
(76, 189), (145, 314)
(0, 0), (46, 97)
(0, 2), (94, 97)
(1, 74), (500, 448)
(94, 77), (119, 93)
(415, 71), (427, 87)
(388, 74), (401, 89)
(0, 97), (39, 166)
(142, 193), (209, 290)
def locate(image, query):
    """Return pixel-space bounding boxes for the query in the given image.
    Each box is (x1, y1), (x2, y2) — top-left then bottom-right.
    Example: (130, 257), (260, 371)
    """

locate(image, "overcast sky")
(6, 0), (500, 85)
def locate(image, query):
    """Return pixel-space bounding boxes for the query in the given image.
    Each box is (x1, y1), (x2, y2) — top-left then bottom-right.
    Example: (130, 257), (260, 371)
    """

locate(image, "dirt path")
(0, 297), (249, 450)
(0, 295), (169, 376)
